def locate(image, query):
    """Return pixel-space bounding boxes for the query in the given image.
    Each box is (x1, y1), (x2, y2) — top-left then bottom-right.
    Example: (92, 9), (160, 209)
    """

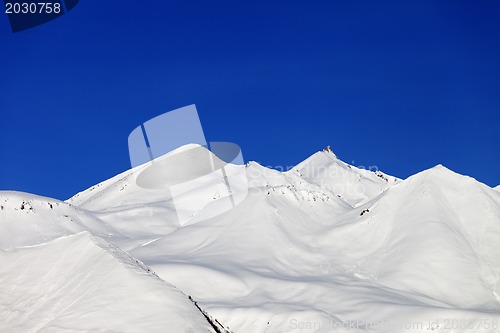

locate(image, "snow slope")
(124, 162), (500, 332)
(351, 165), (500, 308)
(0, 191), (121, 248)
(1, 144), (499, 332)
(0, 232), (217, 333)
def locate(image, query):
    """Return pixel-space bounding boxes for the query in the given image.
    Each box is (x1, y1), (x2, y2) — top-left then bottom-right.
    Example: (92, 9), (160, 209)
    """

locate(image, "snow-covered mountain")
(1, 145), (499, 333)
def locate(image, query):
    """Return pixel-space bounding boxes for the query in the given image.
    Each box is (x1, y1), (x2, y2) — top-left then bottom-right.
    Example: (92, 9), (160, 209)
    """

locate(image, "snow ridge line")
(188, 296), (233, 333)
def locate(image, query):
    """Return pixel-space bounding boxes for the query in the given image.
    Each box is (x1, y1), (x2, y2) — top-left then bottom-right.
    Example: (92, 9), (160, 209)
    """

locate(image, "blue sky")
(1, 0), (499, 200)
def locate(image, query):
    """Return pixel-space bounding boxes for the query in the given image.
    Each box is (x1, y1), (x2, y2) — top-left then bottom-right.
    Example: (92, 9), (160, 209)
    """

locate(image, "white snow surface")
(0, 232), (215, 333)
(1, 144), (499, 333)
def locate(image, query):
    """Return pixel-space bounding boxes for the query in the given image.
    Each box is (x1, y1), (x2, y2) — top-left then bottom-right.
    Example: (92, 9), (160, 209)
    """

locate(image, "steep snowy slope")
(0, 232), (217, 333)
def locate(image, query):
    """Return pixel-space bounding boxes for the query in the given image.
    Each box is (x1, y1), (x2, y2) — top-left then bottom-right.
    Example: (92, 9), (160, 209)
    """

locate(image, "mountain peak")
(430, 163), (447, 170)
(414, 164), (464, 182)
(323, 145), (335, 155)
(288, 146), (400, 206)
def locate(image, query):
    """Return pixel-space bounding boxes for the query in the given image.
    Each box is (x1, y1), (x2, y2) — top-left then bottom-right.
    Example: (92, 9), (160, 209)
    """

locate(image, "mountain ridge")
(1, 145), (499, 332)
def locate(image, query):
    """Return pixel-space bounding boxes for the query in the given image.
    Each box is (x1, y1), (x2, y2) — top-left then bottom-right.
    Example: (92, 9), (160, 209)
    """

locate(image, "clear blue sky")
(1, 0), (499, 200)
